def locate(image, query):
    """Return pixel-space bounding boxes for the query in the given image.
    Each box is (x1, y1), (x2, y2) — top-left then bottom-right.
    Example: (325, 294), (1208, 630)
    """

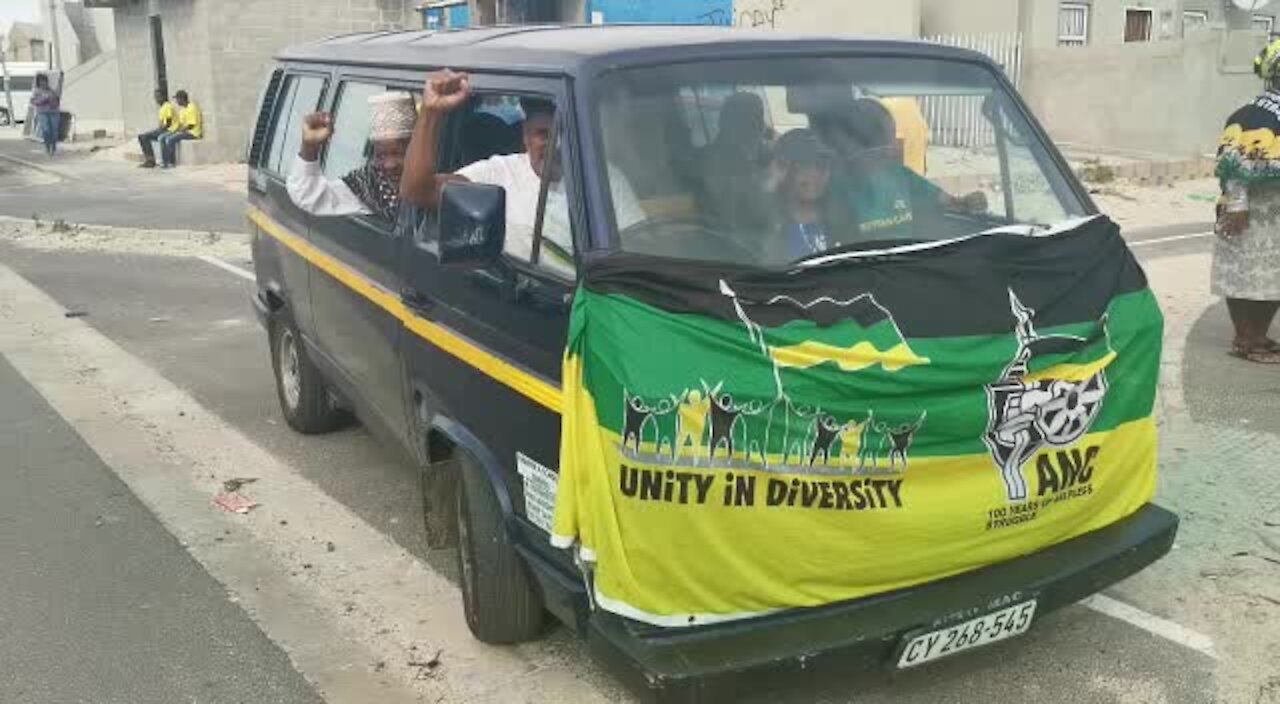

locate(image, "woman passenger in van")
(287, 92), (416, 222)
(765, 128), (847, 260)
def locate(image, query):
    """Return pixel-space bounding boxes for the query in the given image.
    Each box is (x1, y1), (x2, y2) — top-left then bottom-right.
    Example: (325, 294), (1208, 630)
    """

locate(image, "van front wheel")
(455, 455), (545, 644)
(270, 313), (343, 434)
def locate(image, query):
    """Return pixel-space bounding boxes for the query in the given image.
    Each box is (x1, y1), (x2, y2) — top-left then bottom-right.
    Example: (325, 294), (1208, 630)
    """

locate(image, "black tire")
(455, 454), (545, 644)
(269, 312), (344, 434)
(420, 457), (459, 550)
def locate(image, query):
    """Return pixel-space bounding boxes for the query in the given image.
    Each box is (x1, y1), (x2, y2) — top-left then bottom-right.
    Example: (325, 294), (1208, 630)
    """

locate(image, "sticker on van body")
(517, 453), (558, 534)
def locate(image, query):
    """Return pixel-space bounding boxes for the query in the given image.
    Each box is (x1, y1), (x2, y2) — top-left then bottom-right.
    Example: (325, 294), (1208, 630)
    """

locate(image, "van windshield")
(593, 57), (1088, 266)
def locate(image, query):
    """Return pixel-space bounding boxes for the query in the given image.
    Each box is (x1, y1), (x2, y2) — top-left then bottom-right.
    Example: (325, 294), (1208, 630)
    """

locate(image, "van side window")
(323, 82), (389, 180)
(322, 81), (415, 228)
(441, 92), (577, 280)
(266, 74), (326, 176)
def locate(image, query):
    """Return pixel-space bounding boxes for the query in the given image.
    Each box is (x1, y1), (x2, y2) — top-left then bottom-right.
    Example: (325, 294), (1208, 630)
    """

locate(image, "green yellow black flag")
(552, 216), (1162, 627)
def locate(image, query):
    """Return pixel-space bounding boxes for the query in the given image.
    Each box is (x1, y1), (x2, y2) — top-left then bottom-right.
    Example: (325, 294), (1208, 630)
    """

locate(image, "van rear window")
(265, 74), (327, 176)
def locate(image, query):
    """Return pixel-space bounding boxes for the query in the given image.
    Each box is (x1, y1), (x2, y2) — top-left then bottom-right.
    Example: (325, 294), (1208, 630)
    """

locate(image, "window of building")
(1058, 3), (1090, 46)
(1253, 14), (1275, 35)
(1124, 8), (1154, 42)
(1183, 10), (1209, 36)
(265, 74), (327, 176)
(29, 39), (46, 62)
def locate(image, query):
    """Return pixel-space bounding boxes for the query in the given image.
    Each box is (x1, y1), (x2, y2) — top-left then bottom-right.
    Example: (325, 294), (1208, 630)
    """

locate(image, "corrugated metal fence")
(921, 33), (1023, 148)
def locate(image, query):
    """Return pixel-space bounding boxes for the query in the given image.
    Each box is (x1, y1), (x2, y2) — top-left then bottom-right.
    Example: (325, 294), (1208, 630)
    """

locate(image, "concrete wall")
(921, 0), (1020, 36)
(6, 23), (47, 63)
(1020, 30), (1266, 157)
(115, 0), (419, 163)
(61, 49), (123, 135)
(113, 2), (155, 140)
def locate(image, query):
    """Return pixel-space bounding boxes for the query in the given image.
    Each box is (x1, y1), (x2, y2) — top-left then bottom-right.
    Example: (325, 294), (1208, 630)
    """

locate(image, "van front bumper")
(585, 503), (1178, 703)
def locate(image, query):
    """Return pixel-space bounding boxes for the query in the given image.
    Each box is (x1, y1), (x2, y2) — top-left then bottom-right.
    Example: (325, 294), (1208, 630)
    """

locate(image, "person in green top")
(809, 97), (986, 243)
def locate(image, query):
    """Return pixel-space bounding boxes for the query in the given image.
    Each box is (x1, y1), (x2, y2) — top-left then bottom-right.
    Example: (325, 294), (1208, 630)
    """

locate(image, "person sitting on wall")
(286, 92), (416, 222)
(158, 90), (202, 168)
(138, 89), (179, 169)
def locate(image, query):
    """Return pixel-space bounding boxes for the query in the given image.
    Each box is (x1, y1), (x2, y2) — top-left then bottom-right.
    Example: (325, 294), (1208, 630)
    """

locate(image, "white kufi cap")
(369, 92), (416, 141)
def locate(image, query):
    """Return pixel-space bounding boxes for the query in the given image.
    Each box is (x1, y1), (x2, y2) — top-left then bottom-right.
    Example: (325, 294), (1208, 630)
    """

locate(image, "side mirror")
(438, 181), (505, 266)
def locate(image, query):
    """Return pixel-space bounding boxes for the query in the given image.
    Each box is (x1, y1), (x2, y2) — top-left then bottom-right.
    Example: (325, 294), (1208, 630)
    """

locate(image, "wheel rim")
(279, 328), (302, 411)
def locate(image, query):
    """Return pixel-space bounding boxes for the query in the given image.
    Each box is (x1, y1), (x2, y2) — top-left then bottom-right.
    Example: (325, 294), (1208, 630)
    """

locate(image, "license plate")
(896, 600), (1037, 669)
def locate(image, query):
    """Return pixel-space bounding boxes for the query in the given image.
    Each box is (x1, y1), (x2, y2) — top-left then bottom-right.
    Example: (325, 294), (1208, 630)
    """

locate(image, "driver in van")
(399, 70), (643, 276)
(810, 97), (987, 240)
(287, 92), (416, 222)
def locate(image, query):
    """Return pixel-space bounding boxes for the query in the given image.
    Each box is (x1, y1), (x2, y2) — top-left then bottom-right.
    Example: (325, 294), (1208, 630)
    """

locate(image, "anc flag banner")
(550, 216), (1162, 627)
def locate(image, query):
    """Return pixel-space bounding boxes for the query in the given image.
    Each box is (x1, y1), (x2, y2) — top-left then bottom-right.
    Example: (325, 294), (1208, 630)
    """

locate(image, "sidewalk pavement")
(0, 127), (247, 233)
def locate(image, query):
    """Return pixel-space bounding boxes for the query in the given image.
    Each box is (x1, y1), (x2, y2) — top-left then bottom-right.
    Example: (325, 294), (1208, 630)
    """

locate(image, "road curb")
(0, 215), (251, 261)
(0, 151), (80, 182)
(0, 214), (248, 240)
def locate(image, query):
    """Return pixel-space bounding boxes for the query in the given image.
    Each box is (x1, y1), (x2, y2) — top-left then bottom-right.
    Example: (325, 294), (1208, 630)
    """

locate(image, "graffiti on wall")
(697, 0), (789, 28)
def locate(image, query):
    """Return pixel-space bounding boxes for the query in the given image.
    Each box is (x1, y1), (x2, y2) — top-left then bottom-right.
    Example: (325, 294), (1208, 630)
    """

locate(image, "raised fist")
(301, 112), (334, 147)
(421, 70), (471, 114)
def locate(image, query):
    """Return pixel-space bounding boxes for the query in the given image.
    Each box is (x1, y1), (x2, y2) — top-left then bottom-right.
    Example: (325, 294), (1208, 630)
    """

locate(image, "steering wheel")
(620, 216), (761, 265)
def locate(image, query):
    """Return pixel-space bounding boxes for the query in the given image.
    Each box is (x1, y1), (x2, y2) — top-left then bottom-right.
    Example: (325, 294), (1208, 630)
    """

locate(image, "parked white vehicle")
(0, 62), (55, 126)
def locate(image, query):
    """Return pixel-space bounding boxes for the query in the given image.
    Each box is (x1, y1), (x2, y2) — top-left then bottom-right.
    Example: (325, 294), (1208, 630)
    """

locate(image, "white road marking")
(1082, 595), (1218, 660)
(0, 261), (625, 704)
(197, 254), (256, 282)
(1128, 232), (1213, 248)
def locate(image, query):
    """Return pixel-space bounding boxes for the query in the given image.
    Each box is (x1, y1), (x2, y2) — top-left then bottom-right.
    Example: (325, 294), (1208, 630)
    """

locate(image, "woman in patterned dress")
(1215, 39), (1280, 364)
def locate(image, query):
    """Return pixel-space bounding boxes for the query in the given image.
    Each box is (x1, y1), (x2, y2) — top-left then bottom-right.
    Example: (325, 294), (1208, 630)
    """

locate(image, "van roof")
(276, 24), (992, 77)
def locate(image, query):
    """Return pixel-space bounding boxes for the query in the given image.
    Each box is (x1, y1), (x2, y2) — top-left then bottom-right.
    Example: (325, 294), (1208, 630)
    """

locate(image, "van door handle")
(401, 287), (435, 316)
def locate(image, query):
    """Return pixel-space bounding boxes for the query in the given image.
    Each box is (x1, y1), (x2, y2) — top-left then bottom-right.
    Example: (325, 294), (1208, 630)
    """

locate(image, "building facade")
(5, 22), (48, 63)
(93, 0), (1276, 161)
(106, 0), (420, 163)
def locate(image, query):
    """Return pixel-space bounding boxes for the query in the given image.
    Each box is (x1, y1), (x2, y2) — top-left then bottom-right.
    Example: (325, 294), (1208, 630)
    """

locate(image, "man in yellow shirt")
(137, 90), (178, 169)
(158, 90), (203, 168)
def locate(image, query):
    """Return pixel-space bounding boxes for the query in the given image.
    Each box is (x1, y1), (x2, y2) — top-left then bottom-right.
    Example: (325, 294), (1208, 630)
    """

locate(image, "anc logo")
(984, 290), (1111, 503)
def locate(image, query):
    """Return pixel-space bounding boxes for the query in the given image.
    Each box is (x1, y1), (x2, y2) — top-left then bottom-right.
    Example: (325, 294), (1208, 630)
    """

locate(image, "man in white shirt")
(287, 92), (416, 221)
(400, 70), (643, 278)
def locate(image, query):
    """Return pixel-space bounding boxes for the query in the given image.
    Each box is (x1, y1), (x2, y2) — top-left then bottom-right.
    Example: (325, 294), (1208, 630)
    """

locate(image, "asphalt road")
(0, 237), (1251, 704)
(0, 353), (324, 704)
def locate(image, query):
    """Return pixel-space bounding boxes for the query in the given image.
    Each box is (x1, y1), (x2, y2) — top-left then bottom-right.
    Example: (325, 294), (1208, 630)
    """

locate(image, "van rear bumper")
(585, 503), (1178, 703)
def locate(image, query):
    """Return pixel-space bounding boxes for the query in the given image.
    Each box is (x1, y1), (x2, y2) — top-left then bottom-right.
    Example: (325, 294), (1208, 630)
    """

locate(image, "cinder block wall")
(115, 0), (418, 164)
(1020, 31), (1264, 157)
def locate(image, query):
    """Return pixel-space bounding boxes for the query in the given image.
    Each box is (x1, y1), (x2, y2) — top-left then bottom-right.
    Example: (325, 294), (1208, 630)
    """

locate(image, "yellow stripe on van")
(248, 207), (564, 413)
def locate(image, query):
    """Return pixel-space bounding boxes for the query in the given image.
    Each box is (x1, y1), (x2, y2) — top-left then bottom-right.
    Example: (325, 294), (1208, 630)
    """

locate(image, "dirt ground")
(1090, 178), (1219, 231)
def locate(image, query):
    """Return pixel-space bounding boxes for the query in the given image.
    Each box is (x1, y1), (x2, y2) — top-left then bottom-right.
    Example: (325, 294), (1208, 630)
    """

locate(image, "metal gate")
(921, 33), (1024, 148)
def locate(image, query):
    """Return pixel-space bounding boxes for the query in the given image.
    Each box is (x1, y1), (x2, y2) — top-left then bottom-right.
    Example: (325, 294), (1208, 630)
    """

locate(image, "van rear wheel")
(455, 454), (545, 644)
(270, 313), (344, 434)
